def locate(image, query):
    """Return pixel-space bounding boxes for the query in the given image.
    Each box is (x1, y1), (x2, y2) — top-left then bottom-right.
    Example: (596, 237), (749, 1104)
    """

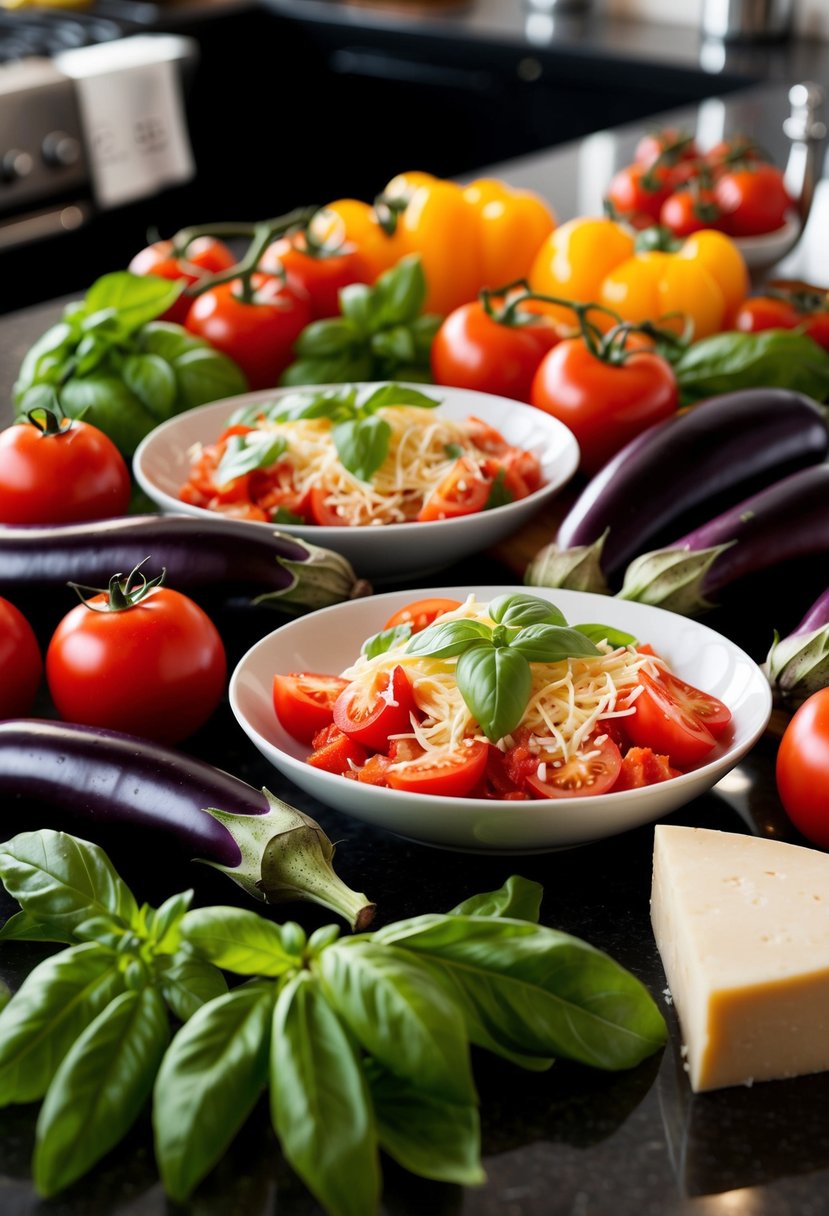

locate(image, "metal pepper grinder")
(783, 81), (827, 229)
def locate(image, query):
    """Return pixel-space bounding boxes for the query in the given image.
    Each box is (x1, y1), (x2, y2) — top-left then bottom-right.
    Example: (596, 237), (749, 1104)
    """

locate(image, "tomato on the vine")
(529, 337), (679, 474)
(46, 569), (227, 744)
(735, 290), (829, 351)
(659, 186), (722, 238)
(128, 236), (236, 324)
(635, 128), (700, 169)
(185, 272), (312, 390)
(0, 410), (131, 524)
(606, 162), (675, 222)
(258, 229), (370, 319)
(715, 163), (792, 237)
(430, 298), (561, 401)
(776, 688), (829, 847)
(0, 597), (42, 718)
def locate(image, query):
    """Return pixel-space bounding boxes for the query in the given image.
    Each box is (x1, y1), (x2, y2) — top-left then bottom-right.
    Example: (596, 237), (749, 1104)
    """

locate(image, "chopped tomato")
(417, 457), (492, 522)
(386, 740), (489, 797)
(383, 597), (463, 634)
(354, 754), (393, 786)
(472, 744), (531, 800)
(306, 725), (368, 774)
(615, 746), (681, 791)
(273, 672), (349, 745)
(626, 669), (717, 768)
(308, 486), (349, 527)
(333, 665), (418, 751)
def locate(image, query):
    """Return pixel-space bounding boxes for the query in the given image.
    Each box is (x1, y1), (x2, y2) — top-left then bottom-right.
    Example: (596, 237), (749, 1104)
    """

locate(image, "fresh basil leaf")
(410, 312), (443, 356)
(280, 351), (374, 388)
(33, 986), (169, 1197)
(270, 386), (356, 422)
(180, 906), (299, 977)
(489, 593), (568, 628)
(79, 307), (120, 337)
(366, 1064), (484, 1187)
(376, 914), (667, 1071)
(74, 332), (111, 377)
(360, 383), (440, 413)
(171, 345), (248, 409)
(448, 876), (543, 923)
(576, 622), (638, 649)
(445, 441), (463, 459)
(120, 353), (178, 421)
(0, 910), (74, 945)
(138, 320), (205, 362)
(372, 255), (426, 327)
(456, 645), (532, 742)
(332, 415), (391, 482)
(508, 624), (602, 662)
(370, 325), (416, 365)
(406, 619), (492, 659)
(59, 376), (151, 456)
(13, 322), (75, 400)
(273, 505), (305, 524)
(0, 830), (138, 935)
(362, 623), (412, 659)
(145, 890), (194, 954)
(157, 956), (228, 1024)
(675, 329), (829, 404)
(319, 941), (474, 1104)
(72, 916), (126, 949)
(293, 318), (360, 358)
(272, 972), (380, 1216)
(154, 981), (273, 1203)
(215, 432), (287, 487)
(0, 943), (124, 1105)
(85, 271), (182, 333)
(0, 982), (8, 1014)
(339, 281), (382, 334)
(484, 468), (513, 511)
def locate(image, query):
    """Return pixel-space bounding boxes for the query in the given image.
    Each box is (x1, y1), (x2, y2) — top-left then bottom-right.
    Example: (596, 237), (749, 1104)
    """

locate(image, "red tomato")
(615, 746), (680, 790)
(430, 300), (561, 402)
(385, 740), (489, 797)
(0, 414), (131, 524)
(417, 456), (492, 521)
(185, 273), (312, 390)
(530, 338), (679, 474)
(333, 665), (417, 751)
(0, 597), (42, 718)
(715, 164), (792, 237)
(46, 583), (226, 744)
(511, 733), (622, 799)
(128, 237), (236, 324)
(626, 670), (718, 769)
(635, 129), (700, 169)
(606, 163), (675, 222)
(649, 668), (732, 737)
(659, 187), (723, 238)
(735, 294), (829, 351)
(776, 688), (829, 847)
(307, 725), (368, 774)
(273, 672), (349, 744)
(383, 598), (463, 633)
(258, 232), (370, 319)
(308, 486), (348, 527)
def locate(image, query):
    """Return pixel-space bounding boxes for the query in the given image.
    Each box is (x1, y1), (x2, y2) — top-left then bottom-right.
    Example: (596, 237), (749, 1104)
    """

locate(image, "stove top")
(0, 1), (160, 62)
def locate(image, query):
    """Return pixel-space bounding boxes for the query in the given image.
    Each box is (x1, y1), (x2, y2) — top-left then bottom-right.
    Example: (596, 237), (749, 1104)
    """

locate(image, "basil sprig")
(405, 593), (603, 742)
(215, 431), (287, 486)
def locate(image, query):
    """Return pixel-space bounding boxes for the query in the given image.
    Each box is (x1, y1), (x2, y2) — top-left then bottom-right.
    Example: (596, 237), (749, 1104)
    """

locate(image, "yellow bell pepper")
(317, 199), (401, 283)
(462, 178), (556, 290)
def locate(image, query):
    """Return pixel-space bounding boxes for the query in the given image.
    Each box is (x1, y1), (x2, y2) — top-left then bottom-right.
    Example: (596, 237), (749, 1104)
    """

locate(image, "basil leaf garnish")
(448, 876), (543, 923)
(576, 622), (638, 648)
(456, 646), (532, 742)
(362, 623), (412, 658)
(484, 469), (514, 511)
(332, 414), (392, 483)
(406, 619), (492, 659)
(360, 383), (440, 413)
(215, 432), (287, 486)
(509, 624), (602, 663)
(489, 593), (568, 628)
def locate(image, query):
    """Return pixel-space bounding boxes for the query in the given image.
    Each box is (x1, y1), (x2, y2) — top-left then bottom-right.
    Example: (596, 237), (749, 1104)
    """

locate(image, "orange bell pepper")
(318, 199), (400, 283)
(462, 178), (556, 290)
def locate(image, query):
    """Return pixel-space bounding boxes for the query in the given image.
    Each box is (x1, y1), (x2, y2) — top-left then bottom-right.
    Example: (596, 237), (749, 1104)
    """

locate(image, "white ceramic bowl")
(133, 384), (579, 582)
(733, 210), (802, 271)
(229, 586), (773, 853)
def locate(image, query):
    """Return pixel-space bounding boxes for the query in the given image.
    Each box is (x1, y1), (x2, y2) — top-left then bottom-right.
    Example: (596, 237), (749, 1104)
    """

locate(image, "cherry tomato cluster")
(607, 129), (792, 239)
(735, 282), (829, 351)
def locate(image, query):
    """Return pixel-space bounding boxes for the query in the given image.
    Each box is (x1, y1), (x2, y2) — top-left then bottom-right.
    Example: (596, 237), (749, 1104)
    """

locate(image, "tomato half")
(273, 672), (349, 744)
(430, 299), (561, 402)
(776, 688), (829, 847)
(333, 665), (417, 751)
(383, 598), (463, 633)
(0, 597), (42, 718)
(46, 585), (226, 744)
(385, 740), (489, 797)
(0, 415), (131, 525)
(128, 237), (236, 323)
(417, 457), (492, 521)
(651, 668), (732, 737)
(511, 733), (622, 799)
(626, 670), (717, 768)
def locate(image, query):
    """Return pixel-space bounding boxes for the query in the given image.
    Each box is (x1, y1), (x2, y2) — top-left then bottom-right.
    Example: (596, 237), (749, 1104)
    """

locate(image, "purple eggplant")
(0, 514), (369, 612)
(765, 586), (829, 708)
(526, 389), (828, 593)
(0, 719), (375, 930)
(618, 463), (829, 615)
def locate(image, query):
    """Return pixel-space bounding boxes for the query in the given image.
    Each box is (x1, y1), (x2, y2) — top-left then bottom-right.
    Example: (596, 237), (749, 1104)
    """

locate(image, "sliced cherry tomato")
(417, 456), (492, 522)
(128, 237), (236, 324)
(649, 668), (732, 737)
(626, 670), (717, 768)
(386, 740), (489, 797)
(333, 665), (417, 751)
(430, 299), (561, 402)
(383, 598), (463, 633)
(775, 688), (829, 847)
(273, 672), (349, 745)
(306, 725), (368, 774)
(520, 734), (622, 799)
(308, 486), (348, 527)
(0, 597), (42, 718)
(615, 746), (681, 791)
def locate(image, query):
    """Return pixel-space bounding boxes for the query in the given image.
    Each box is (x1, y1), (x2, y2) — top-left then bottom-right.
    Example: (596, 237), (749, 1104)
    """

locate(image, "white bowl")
(733, 210), (801, 271)
(133, 384), (579, 582)
(229, 586), (772, 854)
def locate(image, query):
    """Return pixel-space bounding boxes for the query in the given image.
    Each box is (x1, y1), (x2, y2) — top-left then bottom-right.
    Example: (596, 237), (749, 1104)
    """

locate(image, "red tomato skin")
(333, 666), (417, 752)
(307, 727), (368, 774)
(46, 589), (226, 744)
(0, 597), (42, 718)
(776, 689), (829, 848)
(383, 598), (463, 633)
(715, 164), (792, 237)
(659, 189), (723, 238)
(430, 301), (561, 402)
(259, 235), (370, 319)
(635, 129), (700, 169)
(530, 339), (679, 474)
(606, 163), (674, 222)
(185, 273), (312, 390)
(0, 418), (131, 524)
(385, 740), (489, 797)
(626, 670), (716, 769)
(521, 734), (622, 799)
(273, 672), (348, 745)
(416, 456), (492, 521)
(128, 237), (236, 323)
(734, 296), (801, 335)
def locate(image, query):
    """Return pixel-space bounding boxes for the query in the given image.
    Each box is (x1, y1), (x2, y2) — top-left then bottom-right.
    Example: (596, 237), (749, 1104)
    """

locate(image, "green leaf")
(279, 351), (374, 388)
(405, 619), (492, 659)
(367, 1065), (484, 1187)
(0, 830), (138, 936)
(0, 910), (74, 945)
(675, 329), (829, 404)
(172, 345), (248, 408)
(332, 415), (391, 482)
(489, 593), (568, 628)
(360, 383), (440, 413)
(59, 376), (152, 456)
(13, 322), (77, 401)
(120, 353), (178, 420)
(484, 469), (513, 510)
(362, 623), (412, 659)
(84, 271), (182, 333)
(448, 876), (543, 923)
(0, 943), (124, 1105)
(319, 941), (475, 1104)
(15, 384), (61, 418)
(293, 318), (360, 358)
(157, 956), (228, 1023)
(33, 986), (169, 1197)
(145, 890), (194, 953)
(154, 981), (273, 1202)
(180, 906), (299, 977)
(370, 325), (416, 365)
(215, 431), (287, 486)
(576, 622), (638, 648)
(372, 255), (427, 327)
(456, 645), (532, 742)
(375, 914), (667, 1071)
(272, 972), (380, 1216)
(267, 385), (356, 423)
(508, 624), (602, 663)
(138, 319), (206, 362)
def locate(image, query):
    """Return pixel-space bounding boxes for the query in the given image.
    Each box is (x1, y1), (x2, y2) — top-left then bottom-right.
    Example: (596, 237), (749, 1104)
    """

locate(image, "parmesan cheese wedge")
(651, 824), (829, 1092)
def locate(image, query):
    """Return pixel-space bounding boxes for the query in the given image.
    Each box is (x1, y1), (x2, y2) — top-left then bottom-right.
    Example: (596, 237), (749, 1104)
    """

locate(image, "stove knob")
(1, 150), (33, 183)
(42, 132), (81, 169)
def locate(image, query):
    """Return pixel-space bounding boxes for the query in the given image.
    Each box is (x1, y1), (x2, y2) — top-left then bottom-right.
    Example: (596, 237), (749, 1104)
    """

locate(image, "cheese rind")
(650, 824), (829, 1092)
